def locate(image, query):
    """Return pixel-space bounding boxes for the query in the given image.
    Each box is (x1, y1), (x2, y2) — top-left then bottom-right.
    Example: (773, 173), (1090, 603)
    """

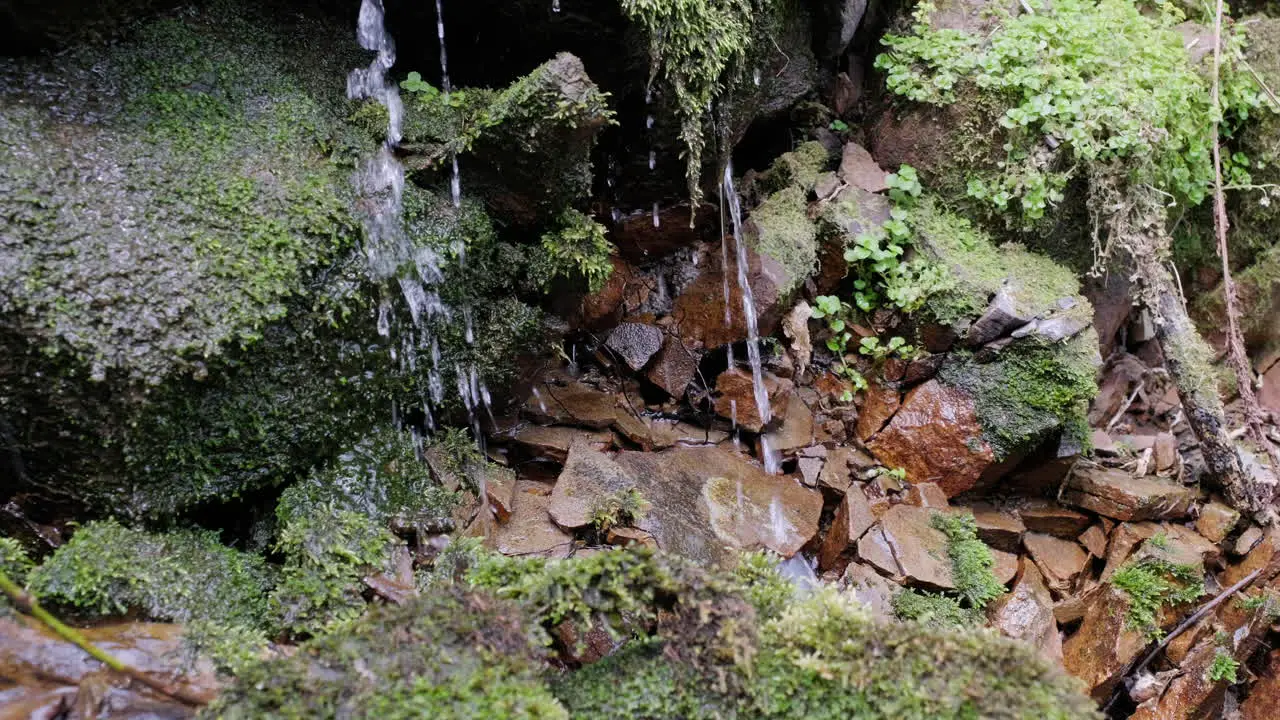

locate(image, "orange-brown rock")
(762, 395), (816, 453)
(1195, 498), (1240, 544)
(1078, 524), (1109, 558)
(904, 482), (949, 509)
(1023, 532), (1089, 595)
(865, 504), (960, 590)
(959, 501), (1025, 552)
(484, 466), (517, 523)
(573, 256), (633, 330)
(841, 561), (898, 619)
(1062, 586), (1149, 701)
(1063, 464), (1197, 521)
(988, 564), (1063, 664)
(509, 424), (614, 463)
(670, 243), (785, 349)
(549, 442), (640, 530)
(855, 382), (900, 441)
(865, 380), (996, 497)
(492, 480), (573, 558)
(838, 141), (889, 193)
(525, 380), (619, 429)
(817, 485), (876, 572)
(645, 334), (701, 398)
(1013, 499), (1093, 538)
(713, 368), (791, 432)
(1242, 649), (1280, 720)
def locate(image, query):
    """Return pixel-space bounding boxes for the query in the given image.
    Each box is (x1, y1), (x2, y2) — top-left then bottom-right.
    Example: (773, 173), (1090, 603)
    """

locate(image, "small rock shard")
(605, 322), (664, 371)
(1022, 532), (1089, 595)
(817, 485), (877, 571)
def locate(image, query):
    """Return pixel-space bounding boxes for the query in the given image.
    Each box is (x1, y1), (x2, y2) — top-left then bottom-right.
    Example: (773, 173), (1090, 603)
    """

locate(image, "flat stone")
(1062, 586), (1149, 701)
(510, 425), (614, 463)
(838, 141), (889, 192)
(606, 323), (664, 371)
(1013, 499), (1093, 538)
(612, 412), (727, 451)
(866, 380), (996, 497)
(484, 466), (517, 523)
(1078, 524), (1109, 558)
(992, 548), (1018, 585)
(645, 335), (702, 398)
(856, 525), (902, 579)
(817, 485), (877, 572)
(987, 563), (1063, 664)
(492, 481), (573, 558)
(548, 442), (639, 530)
(854, 382), (900, 442)
(959, 501), (1025, 553)
(1196, 498), (1240, 544)
(816, 446), (870, 495)
(1153, 432), (1178, 473)
(903, 482), (949, 509)
(762, 395), (816, 453)
(525, 380), (619, 429)
(841, 562), (898, 619)
(875, 504), (956, 591)
(797, 457), (823, 487)
(966, 287), (1030, 346)
(1023, 532), (1089, 595)
(1063, 464), (1197, 521)
(614, 445), (823, 563)
(1232, 525), (1264, 556)
(1090, 429), (1117, 455)
(713, 368), (790, 432)
(1100, 522), (1161, 581)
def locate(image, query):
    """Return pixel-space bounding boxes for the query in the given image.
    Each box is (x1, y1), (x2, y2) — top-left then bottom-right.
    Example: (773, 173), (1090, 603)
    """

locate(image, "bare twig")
(1107, 381), (1145, 432)
(0, 570), (213, 707)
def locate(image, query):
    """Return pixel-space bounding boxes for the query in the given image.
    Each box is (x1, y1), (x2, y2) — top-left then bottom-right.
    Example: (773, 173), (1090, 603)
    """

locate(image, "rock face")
(862, 505), (955, 590)
(1062, 586), (1149, 701)
(524, 380), (619, 429)
(548, 442), (638, 529)
(645, 334), (701, 398)
(492, 481), (573, 559)
(817, 486), (876, 571)
(1063, 465), (1197, 521)
(713, 368), (790, 432)
(615, 446), (823, 563)
(866, 380), (997, 496)
(988, 564), (1063, 664)
(1022, 533), (1089, 595)
(670, 243), (787, 349)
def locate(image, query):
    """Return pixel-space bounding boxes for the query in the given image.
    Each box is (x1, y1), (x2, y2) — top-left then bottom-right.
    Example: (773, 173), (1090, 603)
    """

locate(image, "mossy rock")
(25, 519), (273, 630)
(741, 141), (832, 297)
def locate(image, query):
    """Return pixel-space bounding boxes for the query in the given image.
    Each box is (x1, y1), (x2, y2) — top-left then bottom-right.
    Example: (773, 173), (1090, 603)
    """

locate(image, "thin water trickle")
(753, 68), (761, 86)
(552, 0), (561, 11)
(646, 114), (654, 129)
(722, 162), (779, 474)
(652, 203), (660, 227)
(648, 150), (655, 170)
(532, 386), (549, 414)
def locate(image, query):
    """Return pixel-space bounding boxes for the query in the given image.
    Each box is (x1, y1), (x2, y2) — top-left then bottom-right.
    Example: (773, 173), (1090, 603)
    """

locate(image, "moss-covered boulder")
(743, 141), (832, 297)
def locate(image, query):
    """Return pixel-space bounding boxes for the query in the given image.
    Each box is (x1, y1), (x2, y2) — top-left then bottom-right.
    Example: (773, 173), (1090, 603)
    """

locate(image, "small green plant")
(1111, 558), (1204, 639)
(891, 588), (982, 628)
(589, 488), (650, 534)
(1148, 532), (1170, 550)
(399, 71), (433, 94)
(858, 336), (916, 361)
(874, 466), (908, 483)
(733, 551), (795, 621)
(1206, 648), (1240, 684)
(829, 119), (850, 132)
(931, 512), (1005, 608)
(537, 208), (615, 293)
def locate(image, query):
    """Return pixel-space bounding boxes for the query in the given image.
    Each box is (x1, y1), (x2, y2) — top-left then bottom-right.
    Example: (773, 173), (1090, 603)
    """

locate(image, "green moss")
(203, 588), (561, 719)
(1111, 557), (1205, 639)
(747, 186), (819, 295)
(931, 511), (1004, 608)
(588, 488), (650, 535)
(755, 141), (832, 196)
(182, 620), (270, 677)
(553, 640), (739, 719)
(891, 589), (982, 629)
(26, 520), (272, 629)
(940, 333), (1099, 459)
(268, 509), (396, 638)
(732, 551), (795, 621)
(535, 209), (616, 293)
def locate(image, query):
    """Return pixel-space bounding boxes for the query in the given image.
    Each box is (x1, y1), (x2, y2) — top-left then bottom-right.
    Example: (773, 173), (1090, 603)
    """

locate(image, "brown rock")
(612, 412), (727, 450)
(1005, 456), (1077, 496)
(992, 548), (1019, 585)
(1232, 524), (1264, 556)
(645, 335), (702, 398)
(574, 256), (632, 330)
(671, 243), (785, 349)
(491, 481), (573, 558)
(525, 380), (619, 429)
(1090, 429), (1117, 455)
(552, 619), (617, 666)
(1078, 524), (1109, 558)
(1014, 499), (1093, 538)
(817, 447), (855, 494)
(797, 457), (823, 487)
(713, 368), (790, 432)
(866, 380), (996, 496)
(1062, 586), (1149, 701)
(841, 562), (898, 619)
(856, 525), (902, 580)
(484, 466), (517, 523)
(958, 501), (1025, 553)
(510, 424), (613, 463)
(1053, 584), (1102, 625)
(1196, 498), (1240, 544)
(1153, 432), (1178, 473)
(817, 485), (877, 572)
(904, 482), (949, 509)
(838, 141), (888, 193)
(1023, 532), (1089, 595)
(1063, 464), (1197, 521)
(874, 504), (956, 590)
(855, 382), (900, 442)
(1101, 522), (1160, 581)
(988, 564), (1063, 664)
(612, 203), (718, 263)
(1241, 649), (1280, 720)
(605, 322), (664, 371)
(548, 442), (639, 530)
(763, 395), (816, 453)
(606, 525), (657, 548)
(615, 445), (823, 563)
(1222, 527), (1280, 588)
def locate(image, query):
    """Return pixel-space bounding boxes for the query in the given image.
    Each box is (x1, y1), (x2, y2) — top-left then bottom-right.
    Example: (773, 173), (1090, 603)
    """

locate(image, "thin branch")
(0, 570), (213, 707)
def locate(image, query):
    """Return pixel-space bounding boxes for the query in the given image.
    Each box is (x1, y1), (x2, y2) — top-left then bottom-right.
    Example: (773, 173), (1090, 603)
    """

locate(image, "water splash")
(646, 114), (654, 129)
(722, 162), (778, 473)
(753, 68), (761, 86)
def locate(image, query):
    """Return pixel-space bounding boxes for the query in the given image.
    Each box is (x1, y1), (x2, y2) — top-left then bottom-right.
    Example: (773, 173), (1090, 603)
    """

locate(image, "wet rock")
(549, 442), (639, 530)
(645, 334), (702, 398)
(1014, 499), (1093, 538)
(1023, 532), (1089, 595)
(1063, 464), (1197, 521)
(855, 382), (901, 442)
(856, 525), (902, 580)
(817, 485), (877, 572)
(781, 301), (813, 377)
(605, 526), (658, 549)
(606, 323), (664, 372)
(1078, 524), (1109, 558)
(959, 502), (1025, 553)
(1241, 649), (1280, 720)
(524, 380), (619, 429)
(869, 505), (955, 590)
(762, 396), (816, 453)
(1232, 525), (1264, 556)
(902, 353), (944, 383)
(670, 243), (786, 349)
(492, 481), (573, 558)
(509, 425), (614, 463)
(1196, 498), (1240, 544)
(988, 564), (1063, 664)
(904, 482), (949, 509)
(797, 457), (824, 487)
(611, 203), (718, 263)
(713, 368), (791, 432)
(967, 287), (1032, 346)
(574, 256), (634, 330)
(817, 446), (868, 494)
(1153, 432), (1178, 473)
(1062, 586), (1149, 701)
(1090, 429), (1118, 455)
(866, 380), (996, 497)
(1100, 522), (1160, 581)
(613, 413), (727, 450)
(485, 466), (517, 523)
(838, 142), (888, 193)
(614, 446), (822, 563)
(840, 561), (897, 619)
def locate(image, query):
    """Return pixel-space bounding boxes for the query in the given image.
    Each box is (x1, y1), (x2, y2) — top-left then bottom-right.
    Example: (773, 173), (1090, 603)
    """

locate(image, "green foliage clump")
(876, 0), (1265, 222)
(1206, 647), (1240, 684)
(202, 588), (562, 720)
(0, 537), (33, 585)
(588, 488), (650, 534)
(26, 520), (272, 630)
(891, 589), (982, 629)
(268, 509), (396, 637)
(619, 0), (763, 204)
(182, 620), (270, 677)
(1111, 557), (1205, 639)
(931, 511), (1005, 608)
(733, 551), (795, 621)
(535, 209), (616, 293)
(755, 141), (832, 196)
(749, 186), (820, 295)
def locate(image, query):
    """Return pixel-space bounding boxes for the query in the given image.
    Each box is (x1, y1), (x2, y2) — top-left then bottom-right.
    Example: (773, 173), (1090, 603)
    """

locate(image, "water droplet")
(552, 0), (561, 11)
(646, 115), (654, 129)
(753, 68), (761, 86)
(611, 208), (621, 223)
(652, 203), (660, 227)
(648, 150), (655, 170)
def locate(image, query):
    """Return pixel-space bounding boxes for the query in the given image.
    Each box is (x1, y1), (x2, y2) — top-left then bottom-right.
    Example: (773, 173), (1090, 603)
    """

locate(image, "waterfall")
(722, 163), (780, 473)
(434, 0), (462, 208)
